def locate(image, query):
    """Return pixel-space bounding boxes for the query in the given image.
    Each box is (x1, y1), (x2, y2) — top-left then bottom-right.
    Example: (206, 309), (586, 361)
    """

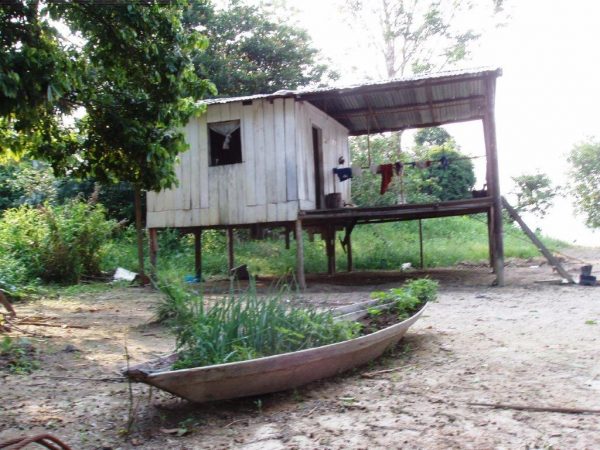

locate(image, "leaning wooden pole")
(483, 76), (505, 286)
(502, 197), (575, 283)
(295, 219), (306, 290)
(148, 228), (158, 274)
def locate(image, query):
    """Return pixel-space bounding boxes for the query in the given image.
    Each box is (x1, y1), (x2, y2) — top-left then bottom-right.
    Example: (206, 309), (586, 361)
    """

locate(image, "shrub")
(0, 198), (116, 284)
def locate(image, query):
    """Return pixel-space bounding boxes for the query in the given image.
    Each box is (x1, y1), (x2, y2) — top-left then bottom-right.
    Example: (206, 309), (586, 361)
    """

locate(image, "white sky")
(283, 0), (600, 246)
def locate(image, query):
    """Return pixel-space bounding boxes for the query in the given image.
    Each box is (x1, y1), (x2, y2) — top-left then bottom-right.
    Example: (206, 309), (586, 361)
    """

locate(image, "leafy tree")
(0, 1), (80, 159)
(414, 127), (452, 147)
(184, 0), (336, 96)
(412, 144), (475, 202)
(568, 138), (600, 228)
(2, 1), (216, 274)
(511, 172), (558, 219)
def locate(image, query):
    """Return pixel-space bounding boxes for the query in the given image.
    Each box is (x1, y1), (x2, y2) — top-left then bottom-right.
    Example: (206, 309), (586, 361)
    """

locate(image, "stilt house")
(147, 68), (505, 286)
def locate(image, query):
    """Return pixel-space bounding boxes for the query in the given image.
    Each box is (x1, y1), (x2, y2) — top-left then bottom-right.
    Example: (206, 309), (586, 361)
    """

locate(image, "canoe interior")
(125, 302), (428, 403)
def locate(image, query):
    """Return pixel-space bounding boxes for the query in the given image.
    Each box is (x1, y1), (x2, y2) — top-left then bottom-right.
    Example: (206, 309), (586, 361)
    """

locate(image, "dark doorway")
(312, 126), (324, 209)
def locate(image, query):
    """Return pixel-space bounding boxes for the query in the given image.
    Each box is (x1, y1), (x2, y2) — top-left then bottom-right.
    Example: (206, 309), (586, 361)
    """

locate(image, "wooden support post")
(295, 219), (306, 289)
(325, 225), (336, 275)
(194, 229), (202, 280)
(418, 219), (424, 269)
(227, 228), (234, 272)
(134, 187), (145, 276)
(284, 226), (290, 250)
(483, 76), (505, 286)
(502, 197), (575, 283)
(346, 229), (353, 272)
(148, 228), (158, 272)
(487, 210), (496, 272)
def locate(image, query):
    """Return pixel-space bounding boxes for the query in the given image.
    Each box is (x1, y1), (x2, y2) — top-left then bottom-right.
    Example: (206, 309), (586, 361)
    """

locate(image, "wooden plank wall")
(296, 101), (351, 210)
(147, 99), (303, 228)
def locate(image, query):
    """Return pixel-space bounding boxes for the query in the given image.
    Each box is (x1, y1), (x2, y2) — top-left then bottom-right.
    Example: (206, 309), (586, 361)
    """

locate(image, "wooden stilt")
(284, 226), (290, 250)
(487, 210), (496, 272)
(148, 228), (158, 271)
(194, 229), (202, 280)
(418, 219), (424, 269)
(326, 225), (336, 275)
(346, 229), (353, 272)
(134, 187), (145, 276)
(295, 219), (306, 289)
(227, 228), (234, 272)
(483, 76), (505, 286)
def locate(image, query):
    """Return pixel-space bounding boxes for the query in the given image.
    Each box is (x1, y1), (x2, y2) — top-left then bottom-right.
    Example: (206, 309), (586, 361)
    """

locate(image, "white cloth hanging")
(208, 120), (240, 149)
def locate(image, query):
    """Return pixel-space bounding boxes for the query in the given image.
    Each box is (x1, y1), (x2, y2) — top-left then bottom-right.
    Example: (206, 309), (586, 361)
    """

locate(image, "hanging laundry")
(370, 164), (379, 175)
(415, 160), (428, 169)
(377, 163), (394, 195)
(333, 167), (353, 182)
(394, 161), (404, 176)
(439, 155), (450, 169)
(351, 165), (363, 177)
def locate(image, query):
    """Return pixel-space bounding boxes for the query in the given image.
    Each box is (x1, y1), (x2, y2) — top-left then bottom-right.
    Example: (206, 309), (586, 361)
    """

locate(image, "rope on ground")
(0, 433), (72, 450)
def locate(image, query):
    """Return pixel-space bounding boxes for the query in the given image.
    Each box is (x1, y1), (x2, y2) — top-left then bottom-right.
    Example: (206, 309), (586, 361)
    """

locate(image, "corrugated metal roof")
(200, 67), (502, 134)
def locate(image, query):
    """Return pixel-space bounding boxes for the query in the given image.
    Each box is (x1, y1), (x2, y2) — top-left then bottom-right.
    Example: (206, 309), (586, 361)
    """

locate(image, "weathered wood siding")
(147, 98), (350, 228)
(295, 101), (351, 211)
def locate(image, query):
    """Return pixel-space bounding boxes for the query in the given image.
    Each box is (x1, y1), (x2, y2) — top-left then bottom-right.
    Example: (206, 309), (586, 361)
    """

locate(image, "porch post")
(295, 219), (306, 289)
(227, 228), (234, 272)
(483, 75), (505, 286)
(194, 229), (202, 280)
(148, 228), (158, 273)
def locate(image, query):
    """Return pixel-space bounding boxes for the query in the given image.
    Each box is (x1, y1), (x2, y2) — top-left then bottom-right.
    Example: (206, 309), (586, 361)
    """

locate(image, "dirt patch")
(1, 249), (599, 449)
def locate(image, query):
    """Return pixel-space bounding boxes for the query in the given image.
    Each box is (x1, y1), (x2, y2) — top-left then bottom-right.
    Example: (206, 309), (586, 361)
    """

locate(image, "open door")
(312, 126), (324, 209)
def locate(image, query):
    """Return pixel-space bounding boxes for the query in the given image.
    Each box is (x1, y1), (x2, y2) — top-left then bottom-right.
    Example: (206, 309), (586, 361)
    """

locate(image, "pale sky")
(284, 0), (600, 246)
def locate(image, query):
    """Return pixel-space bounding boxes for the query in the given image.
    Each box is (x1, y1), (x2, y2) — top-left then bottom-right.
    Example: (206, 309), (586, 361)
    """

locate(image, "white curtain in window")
(209, 120), (240, 149)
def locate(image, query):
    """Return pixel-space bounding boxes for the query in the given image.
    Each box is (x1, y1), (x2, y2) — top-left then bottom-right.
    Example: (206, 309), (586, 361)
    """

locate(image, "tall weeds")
(156, 278), (360, 369)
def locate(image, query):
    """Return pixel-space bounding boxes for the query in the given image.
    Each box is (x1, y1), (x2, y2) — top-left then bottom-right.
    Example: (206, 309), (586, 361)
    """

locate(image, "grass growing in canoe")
(157, 278), (438, 370)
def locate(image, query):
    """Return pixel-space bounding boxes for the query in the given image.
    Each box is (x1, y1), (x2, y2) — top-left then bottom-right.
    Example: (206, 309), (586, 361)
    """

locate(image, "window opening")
(209, 120), (242, 166)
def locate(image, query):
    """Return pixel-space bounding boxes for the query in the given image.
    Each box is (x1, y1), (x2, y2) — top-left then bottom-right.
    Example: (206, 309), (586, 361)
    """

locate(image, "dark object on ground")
(0, 433), (72, 449)
(581, 265), (593, 276)
(0, 291), (16, 318)
(230, 264), (250, 280)
(579, 274), (596, 286)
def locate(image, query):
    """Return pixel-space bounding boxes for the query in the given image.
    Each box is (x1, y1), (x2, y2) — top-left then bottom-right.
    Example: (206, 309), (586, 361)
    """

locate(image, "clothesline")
(357, 154), (485, 170)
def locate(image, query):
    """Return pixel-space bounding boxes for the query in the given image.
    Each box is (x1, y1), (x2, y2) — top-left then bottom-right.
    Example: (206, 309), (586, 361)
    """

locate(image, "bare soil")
(1, 248), (599, 449)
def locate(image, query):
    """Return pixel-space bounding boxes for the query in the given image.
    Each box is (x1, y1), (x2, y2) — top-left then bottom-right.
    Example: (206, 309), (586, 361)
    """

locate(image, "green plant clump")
(0, 336), (39, 374)
(0, 197), (116, 284)
(157, 279), (361, 370)
(370, 278), (438, 320)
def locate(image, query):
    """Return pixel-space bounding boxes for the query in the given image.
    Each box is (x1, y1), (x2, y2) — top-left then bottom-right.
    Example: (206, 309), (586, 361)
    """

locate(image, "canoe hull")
(126, 303), (427, 403)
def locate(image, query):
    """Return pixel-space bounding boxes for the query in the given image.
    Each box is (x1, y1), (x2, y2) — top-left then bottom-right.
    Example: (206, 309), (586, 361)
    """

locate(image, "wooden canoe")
(124, 300), (428, 403)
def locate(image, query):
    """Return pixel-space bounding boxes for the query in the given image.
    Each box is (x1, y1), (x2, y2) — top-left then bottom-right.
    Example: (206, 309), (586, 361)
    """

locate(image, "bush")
(0, 198), (117, 284)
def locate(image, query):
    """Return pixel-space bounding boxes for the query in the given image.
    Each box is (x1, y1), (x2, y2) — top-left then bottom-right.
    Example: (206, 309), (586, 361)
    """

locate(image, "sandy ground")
(1, 249), (599, 449)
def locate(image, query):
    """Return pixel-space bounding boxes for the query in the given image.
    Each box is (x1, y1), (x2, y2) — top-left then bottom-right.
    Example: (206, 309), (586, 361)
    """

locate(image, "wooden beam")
(134, 187), (145, 275)
(326, 225), (336, 276)
(295, 219), (306, 290)
(482, 76), (505, 286)
(330, 95), (485, 120)
(502, 197), (574, 283)
(347, 115), (484, 136)
(487, 210), (495, 271)
(284, 226), (290, 250)
(227, 228), (234, 272)
(194, 229), (202, 280)
(148, 228), (158, 273)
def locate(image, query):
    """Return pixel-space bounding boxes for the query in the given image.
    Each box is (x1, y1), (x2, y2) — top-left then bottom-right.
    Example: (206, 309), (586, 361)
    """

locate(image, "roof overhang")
(201, 67), (502, 135)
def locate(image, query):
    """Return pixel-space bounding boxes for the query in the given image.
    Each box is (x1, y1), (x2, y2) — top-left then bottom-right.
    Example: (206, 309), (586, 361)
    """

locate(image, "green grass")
(157, 278), (361, 369)
(101, 215), (566, 280)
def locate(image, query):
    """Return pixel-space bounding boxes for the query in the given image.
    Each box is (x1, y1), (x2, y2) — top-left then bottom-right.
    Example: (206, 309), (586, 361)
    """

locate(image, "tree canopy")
(511, 172), (558, 219)
(1, 0), (214, 191)
(568, 138), (600, 229)
(184, 0), (336, 97)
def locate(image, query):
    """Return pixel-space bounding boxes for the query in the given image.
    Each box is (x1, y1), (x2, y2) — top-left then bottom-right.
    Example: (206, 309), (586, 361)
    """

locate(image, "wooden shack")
(147, 68), (505, 287)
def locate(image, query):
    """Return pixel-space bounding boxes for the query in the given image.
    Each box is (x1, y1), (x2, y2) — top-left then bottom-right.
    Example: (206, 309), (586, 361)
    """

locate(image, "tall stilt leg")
(295, 219), (306, 290)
